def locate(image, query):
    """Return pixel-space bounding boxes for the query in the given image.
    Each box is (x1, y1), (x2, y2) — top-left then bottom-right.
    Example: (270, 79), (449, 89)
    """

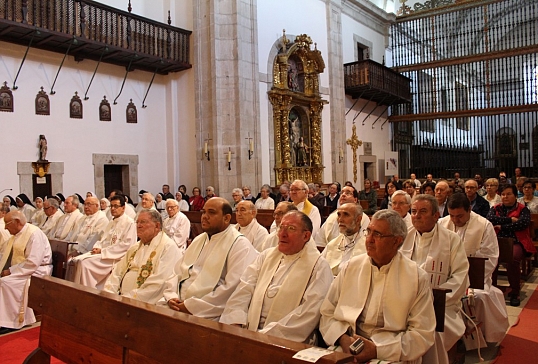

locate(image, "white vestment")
(295, 201), (321, 238)
(39, 210), (64, 237)
(103, 232), (181, 303)
(0, 224), (52, 329)
(259, 230), (279, 252)
(220, 241), (332, 342)
(0, 218), (10, 246)
(160, 225), (258, 320)
(401, 223), (469, 351)
(69, 213), (137, 289)
(163, 211), (191, 251)
(66, 210), (109, 254)
(322, 232), (366, 276)
(314, 211), (370, 247)
(19, 204), (36, 222)
(106, 203), (137, 220)
(30, 209), (46, 226)
(403, 213), (412, 229)
(255, 197), (274, 210)
(49, 209), (84, 240)
(235, 218), (269, 252)
(178, 199), (189, 212)
(439, 212), (509, 343)
(320, 252), (435, 363)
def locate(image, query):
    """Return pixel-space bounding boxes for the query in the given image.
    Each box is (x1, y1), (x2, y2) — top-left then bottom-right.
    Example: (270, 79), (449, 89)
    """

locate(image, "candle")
(204, 142), (208, 154)
(249, 139), (254, 152)
(339, 147), (343, 158)
(227, 150), (231, 162)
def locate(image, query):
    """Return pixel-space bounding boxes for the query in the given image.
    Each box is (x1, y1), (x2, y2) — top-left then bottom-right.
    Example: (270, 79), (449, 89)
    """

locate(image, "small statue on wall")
(0, 81), (13, 112)
(100, 96), (111, 122)
(38, 134), (48, 162)
(35, 87), (50, 116)
(70, 91), (83, 119)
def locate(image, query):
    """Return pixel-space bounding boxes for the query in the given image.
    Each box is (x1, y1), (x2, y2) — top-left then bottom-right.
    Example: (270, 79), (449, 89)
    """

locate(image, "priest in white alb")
(68, 195), (137, 289)
(289, 180), (322, 238)
(49, 195), (84, 240)
(320, 210), (435, 363)
(160, 198), (258, 321)
(0, 211), (52, 334)
(103, 209), (181, 303)
(220, 211), (332, 342)
(234, 200), (269, 251)
(39, 198), (63, 237)
(439, 193), (509, 345)
(259, 202), (297, 251)
(163, 198), (191, 252)
(321, 202), (366, 276)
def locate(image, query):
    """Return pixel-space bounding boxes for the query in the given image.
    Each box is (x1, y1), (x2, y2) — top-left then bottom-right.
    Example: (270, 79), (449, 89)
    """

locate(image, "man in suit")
(434, 180), (450, 217)
(464, 179), (491, 218)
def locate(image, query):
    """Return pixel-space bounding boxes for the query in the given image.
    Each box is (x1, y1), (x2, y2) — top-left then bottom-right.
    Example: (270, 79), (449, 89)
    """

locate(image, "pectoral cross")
(346, 123), (363, 183)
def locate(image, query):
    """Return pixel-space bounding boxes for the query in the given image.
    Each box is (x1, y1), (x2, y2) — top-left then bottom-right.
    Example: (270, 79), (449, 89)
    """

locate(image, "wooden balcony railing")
(344, 60), (411, 105)
(0, 0), (191, 74)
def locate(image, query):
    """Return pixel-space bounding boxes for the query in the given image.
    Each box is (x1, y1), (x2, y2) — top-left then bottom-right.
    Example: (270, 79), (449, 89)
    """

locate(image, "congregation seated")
(434, 180), (450, 218)
(325, 183), (340, 213)
(189, 186), (205, 211)
(321, 202), (366, 276)
(379, 180), (399, 210)
(484, 178), (502, 207)
(241, 185), (255, 202)
(420, 181), (436, 195)
(517, 180), (538, 213)
(160, 197), (258, 321)
(106, 189), (136, 220)
(30, 197), (46, 226)
(49, 195), (84, 240)
(439, 193), (509, 345)
(358, 178), (377, 215)
(175, 191), (190, 212)
(289, 180), (321, 238)
(401, 194), (469, 362)
(15, 193), (36, 222)
(0, 206), (11, 245)
(2, 195), (17, 212)
(162, 199), (190, 252)
(320, 210), (436, 363)
(220, 211), (332, 343)
(314, 185), (370, 248)
(389, 190), (412, 229)
(234, 200), (269, 252)
(0, 211), (52, 334)
(67, 194), (137, 289)
(103, 209), (181, 304)
(464, 179), (490, 218)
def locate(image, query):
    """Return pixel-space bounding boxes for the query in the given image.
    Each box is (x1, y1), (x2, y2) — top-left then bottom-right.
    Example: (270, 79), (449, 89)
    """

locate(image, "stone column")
(324, 0), (346, 182)
(193, 0), (260, 198)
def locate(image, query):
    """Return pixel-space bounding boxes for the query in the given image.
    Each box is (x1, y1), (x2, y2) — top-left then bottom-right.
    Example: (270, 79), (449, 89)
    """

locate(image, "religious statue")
(296, 137), (310, 167)
(38, 134), (48, 161)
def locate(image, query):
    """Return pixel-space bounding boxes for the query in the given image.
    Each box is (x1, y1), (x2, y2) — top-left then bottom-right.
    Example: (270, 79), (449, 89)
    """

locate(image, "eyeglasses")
(278, 225), (304, 233)
(110, 204), (123, 209)
(363, 228), (394, 240)
(43, 206), (53, 210)
(290, 188), (305, 193)
(341, 190), (354, 196)
(4, 220), (13, 226)
(166, 205), (178, 209)
(273, 211), (285, 218)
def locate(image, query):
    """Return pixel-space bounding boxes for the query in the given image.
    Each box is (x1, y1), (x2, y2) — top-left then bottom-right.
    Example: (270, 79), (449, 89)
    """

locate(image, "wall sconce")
(338, 145), (343, 164)
(246, 134), (254, 160)
(203, 134), (212, 161)
(225, 147), (234, 170)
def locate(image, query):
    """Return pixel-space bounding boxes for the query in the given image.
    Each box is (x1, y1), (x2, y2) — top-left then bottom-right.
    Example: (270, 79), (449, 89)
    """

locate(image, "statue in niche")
(288, 109), (310, 167)
(296, 137), (310, 167)
(38, 134), (48, 161)
(287, 57), (303, 92)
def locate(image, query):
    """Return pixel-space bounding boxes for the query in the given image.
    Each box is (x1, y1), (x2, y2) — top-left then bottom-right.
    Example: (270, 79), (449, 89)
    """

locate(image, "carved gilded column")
(309, 101), (324, 166)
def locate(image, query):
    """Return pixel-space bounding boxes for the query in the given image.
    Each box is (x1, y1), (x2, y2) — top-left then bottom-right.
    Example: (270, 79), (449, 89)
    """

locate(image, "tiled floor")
(465, 268), (538, 363)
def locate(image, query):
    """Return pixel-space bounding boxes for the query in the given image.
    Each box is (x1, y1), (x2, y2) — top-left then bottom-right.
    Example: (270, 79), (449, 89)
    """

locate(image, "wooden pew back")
(48, 239), (74, 279)
(26, 276), (351, 364)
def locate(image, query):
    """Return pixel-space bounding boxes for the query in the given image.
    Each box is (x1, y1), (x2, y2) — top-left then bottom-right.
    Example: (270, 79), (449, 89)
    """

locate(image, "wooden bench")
(467, 256), (487, 290)
(48, 239), (75, 279)
(25, 276), (352, 364)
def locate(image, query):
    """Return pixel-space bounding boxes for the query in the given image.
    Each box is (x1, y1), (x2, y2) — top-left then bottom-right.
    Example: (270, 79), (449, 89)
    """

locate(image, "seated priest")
(321, 202), (366, 276)
(159, 197), (258, 321)
(320, 210), (435, 363)
(234, 200), (269, 252)
(220, 211), (332, 342)
(49, 195), (84, 240)
(314, 185), (370, 248)
(259, 202), (297, 251)
(103, 209), (181, 304)
(163, 199), (191, 252)
(439, 193), (509, 346)
(0, 211), (52, 334)
(289, 180), (322, 238)
(39, 198), (63, 237)
(67, 194), (137, 289)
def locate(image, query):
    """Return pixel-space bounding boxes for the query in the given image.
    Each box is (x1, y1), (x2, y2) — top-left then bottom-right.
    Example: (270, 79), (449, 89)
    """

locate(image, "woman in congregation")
(3, 195), (17, 212)
(155, 192), (168, 219)
(379, 180), (399, 210)
(100, 197), (110, 216)
(175, 191), (190, 211)
(358, 178), (377, 215)
(419, 181), (436, 196)
(487, 184), (536, 306)
(484, 178), (502, 207)
(403, 179), (418, 199)
(30, 196), (46, 226)
(178, 185), (190, 202)
(16, 193), (36, 221)
(254, 184), (275, 210)
(518, 180), (538, 214)
(189, 187), (205, 211)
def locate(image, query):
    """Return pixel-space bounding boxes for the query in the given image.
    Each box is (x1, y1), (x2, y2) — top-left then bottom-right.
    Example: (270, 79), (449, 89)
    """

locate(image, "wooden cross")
(346, 123), (363, 183)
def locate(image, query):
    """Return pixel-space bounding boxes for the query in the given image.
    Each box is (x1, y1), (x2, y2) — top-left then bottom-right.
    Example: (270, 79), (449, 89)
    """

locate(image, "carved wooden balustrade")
(344, 59), (412, 105)
(0, 0), (191, 74)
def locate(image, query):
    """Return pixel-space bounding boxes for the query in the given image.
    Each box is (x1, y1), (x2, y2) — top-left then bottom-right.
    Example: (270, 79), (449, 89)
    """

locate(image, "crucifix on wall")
(346, 123), (363, 183)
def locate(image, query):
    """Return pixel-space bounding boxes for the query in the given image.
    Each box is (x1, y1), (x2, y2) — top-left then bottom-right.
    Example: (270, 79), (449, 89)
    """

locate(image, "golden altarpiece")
(268, 33), (327, 185)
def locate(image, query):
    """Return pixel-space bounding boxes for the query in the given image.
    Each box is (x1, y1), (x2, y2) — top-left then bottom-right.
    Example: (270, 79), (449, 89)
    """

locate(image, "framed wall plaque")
(35, 87), (50, 115)
(0, 81), (13, 112)
(126, 99), (137, 123)
(70, 91), (83, 119)
(99, 96), (111, 121)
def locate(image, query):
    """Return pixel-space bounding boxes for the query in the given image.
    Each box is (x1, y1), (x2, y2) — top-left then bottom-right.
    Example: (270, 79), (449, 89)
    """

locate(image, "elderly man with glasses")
(289, 179), (322, 237)
(220, 211), (332, 343)
(39, 198), (64, 237)
(163, 199), (190, 252)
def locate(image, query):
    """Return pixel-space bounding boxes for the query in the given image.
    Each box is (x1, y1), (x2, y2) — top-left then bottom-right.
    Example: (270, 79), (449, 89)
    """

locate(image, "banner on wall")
(384, 151), (398, 175)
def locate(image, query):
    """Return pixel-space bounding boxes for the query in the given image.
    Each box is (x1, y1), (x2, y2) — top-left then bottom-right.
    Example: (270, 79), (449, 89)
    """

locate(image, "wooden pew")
(25, 276), (351, 364)
(432, 288), (451, 333)
(48, 239), (75, 279)
(467, 256), (487, 290)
